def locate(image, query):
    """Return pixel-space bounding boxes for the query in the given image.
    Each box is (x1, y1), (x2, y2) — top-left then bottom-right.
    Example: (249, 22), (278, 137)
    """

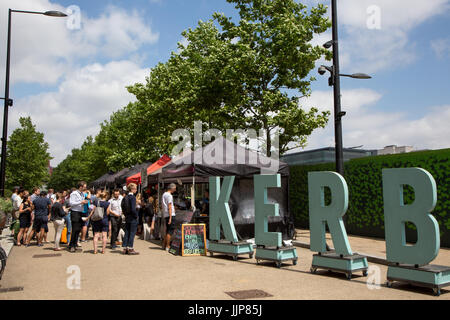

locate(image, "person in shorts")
(87, 191), (110, 254)
(26, 191), (51, 247)
(161, 183), (177, 251)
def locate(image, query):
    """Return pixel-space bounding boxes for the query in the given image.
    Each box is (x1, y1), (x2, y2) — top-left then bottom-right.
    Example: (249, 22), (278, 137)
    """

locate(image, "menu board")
(168, 228), (182, 256)
(181, 224), (207, 256)
(168, 212), (195, 256)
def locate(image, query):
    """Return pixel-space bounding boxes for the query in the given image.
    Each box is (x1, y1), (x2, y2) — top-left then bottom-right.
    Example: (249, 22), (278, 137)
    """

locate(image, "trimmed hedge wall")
(289, 149), (450, 247)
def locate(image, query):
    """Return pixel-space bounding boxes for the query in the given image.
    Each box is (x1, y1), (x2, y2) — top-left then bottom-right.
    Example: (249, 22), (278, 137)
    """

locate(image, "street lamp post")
(319, 0), (371, 176)
(0, 9), (67, 197)
(331, 0), (344, 176)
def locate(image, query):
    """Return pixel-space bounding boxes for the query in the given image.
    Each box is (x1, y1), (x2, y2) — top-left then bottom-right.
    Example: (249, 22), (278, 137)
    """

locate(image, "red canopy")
(126, 154), (171, 185)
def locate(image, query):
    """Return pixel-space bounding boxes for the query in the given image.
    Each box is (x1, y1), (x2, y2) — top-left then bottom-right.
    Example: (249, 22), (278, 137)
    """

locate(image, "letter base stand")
(310, 253), (368, 280)
(386, 264), (450, 296)
(208, 241), (254, 261)
(255, 246), (298, 268)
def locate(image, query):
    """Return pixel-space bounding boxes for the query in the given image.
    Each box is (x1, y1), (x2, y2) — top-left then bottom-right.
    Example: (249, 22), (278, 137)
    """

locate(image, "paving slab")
(0, 227), (449, 300)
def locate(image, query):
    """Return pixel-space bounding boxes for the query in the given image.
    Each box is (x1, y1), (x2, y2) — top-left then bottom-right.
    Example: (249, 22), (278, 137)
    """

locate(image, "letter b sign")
(383, 168), (440, 265)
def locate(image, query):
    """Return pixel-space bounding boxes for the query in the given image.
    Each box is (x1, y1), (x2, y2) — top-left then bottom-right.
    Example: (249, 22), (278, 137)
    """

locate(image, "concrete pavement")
(0, 227), (449, 300)
(0, 228), (14, 257)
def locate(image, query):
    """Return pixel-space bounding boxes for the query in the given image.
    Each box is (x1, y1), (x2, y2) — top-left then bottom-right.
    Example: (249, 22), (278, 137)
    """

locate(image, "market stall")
(90, 172), (115, 189)
(126, 155), (171, 185)
(115, 161), (153, 186)
(156, 137), (294, 241)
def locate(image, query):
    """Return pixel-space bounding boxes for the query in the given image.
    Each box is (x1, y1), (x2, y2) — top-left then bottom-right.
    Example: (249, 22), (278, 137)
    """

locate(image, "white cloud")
(9, 61), (150, 166)
(305, 0), (450, 73)
(0, 0), (159, 86)
(0, 0), (159, 166)
(297, 89), (450, 152)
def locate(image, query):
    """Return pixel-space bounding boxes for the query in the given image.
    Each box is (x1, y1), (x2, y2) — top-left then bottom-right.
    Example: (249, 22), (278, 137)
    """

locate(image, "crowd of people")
(7, 181), (174, 255)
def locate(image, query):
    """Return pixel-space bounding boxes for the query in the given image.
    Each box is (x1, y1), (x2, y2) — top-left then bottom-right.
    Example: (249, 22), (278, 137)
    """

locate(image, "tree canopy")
(5, 117), (52, 190)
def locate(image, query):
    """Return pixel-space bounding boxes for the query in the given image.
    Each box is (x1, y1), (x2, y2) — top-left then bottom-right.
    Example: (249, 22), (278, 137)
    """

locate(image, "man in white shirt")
(9, 187), (20, 226)
(68, 182), (88, 252)
(47, 189), (56, 204)
(12, 188), (23, 219)
(161, 183), (176, 250)
(108, 189), (123, 249)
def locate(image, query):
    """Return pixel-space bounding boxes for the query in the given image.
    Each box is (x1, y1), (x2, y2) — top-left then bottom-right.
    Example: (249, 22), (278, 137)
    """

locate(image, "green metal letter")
(309, 172), (353, 256)
(383, 168), (439, 265)
(209, 176), (238, 242)
(254, 175), (282, 248)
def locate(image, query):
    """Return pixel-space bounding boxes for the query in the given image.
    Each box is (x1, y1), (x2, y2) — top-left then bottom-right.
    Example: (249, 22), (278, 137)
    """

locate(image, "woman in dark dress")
(17, 194), (33, 246)
(87, 191), (110, 254)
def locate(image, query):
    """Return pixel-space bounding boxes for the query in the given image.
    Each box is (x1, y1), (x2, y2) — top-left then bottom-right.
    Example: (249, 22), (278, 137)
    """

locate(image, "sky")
(0, 0), (449, 166)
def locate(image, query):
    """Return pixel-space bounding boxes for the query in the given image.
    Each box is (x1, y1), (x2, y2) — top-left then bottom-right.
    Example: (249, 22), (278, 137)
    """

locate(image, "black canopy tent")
(160, 137), (289, 182)
(90, 161), (156, 189)
(157, 137), (294, 240)
(114, 161), (153, 186)
(90, 172), (114, 189)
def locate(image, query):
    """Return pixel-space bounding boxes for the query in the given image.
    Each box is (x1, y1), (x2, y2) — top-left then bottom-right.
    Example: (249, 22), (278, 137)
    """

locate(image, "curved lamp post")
(0, 9), (67, 197)
(318, 0), (372, 176)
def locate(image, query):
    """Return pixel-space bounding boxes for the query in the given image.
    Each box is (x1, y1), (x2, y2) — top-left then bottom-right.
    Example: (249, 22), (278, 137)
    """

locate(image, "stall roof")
(126, 155), (171, 185)
(90, 172), (114, 188)
(161, 137), (289, 180)
(115, 161), (153, 186)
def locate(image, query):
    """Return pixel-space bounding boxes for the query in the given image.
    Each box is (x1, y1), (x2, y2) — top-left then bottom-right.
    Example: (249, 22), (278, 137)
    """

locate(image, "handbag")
(91, 201), (104, 222)
(60, 227), (68, 244)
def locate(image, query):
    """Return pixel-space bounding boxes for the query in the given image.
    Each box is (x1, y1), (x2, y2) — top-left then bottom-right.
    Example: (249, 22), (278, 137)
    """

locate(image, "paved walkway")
(0, 227), (449, 300)
(293, 229), (450, 266)
(0, 228), (15, 257)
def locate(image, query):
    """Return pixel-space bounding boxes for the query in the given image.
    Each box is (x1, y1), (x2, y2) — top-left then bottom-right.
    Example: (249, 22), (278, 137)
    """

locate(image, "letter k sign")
(209, 176), (238, 242)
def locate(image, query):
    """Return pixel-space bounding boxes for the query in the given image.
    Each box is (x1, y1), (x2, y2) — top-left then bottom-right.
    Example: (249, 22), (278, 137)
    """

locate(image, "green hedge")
(289, 149), (450, 247)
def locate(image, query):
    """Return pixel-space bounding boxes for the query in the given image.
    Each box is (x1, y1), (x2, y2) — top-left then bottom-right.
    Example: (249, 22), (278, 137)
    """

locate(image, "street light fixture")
(317, 0), (372, 176)
(323, 40), (334, 49)
(342, 73), (372, 80)
(0, 8), (67, 197)
(44, 11), (68, 17)
(319, 65), (372, 84)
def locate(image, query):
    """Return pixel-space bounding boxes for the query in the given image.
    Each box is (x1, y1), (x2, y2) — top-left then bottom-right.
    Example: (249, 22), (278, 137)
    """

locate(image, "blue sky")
(1, 0), (449, 165)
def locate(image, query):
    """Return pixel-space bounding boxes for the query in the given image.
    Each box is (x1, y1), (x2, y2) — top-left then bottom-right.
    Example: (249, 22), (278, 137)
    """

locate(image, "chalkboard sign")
(168, 212), (195, 256)
(181, 224), (207, 256)
(168, 228), (182, 255)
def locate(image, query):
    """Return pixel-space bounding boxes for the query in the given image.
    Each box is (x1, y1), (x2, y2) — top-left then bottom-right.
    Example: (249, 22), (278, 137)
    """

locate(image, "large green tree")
(212, 0), (331, 155)
(127, 20), (246, 158)
(128, 0), (331, 158)
(5, 117), (52, 190)
(48, 136), (111, 190)
(54, 0), (333, 183)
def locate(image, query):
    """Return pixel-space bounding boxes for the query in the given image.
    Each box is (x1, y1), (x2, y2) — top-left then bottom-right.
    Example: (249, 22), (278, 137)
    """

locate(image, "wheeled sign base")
(310, 252), (368, 280)
(386, 264), (450, 296)
(208, 240), (254, 261)
(255, 246), (298, 268)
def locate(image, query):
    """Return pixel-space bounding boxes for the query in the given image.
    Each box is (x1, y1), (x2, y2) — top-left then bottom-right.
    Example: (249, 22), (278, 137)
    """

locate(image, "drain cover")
(225, 289), (273, 300)
(32, 253), (62, 258)
(0, 287), (24, 293)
